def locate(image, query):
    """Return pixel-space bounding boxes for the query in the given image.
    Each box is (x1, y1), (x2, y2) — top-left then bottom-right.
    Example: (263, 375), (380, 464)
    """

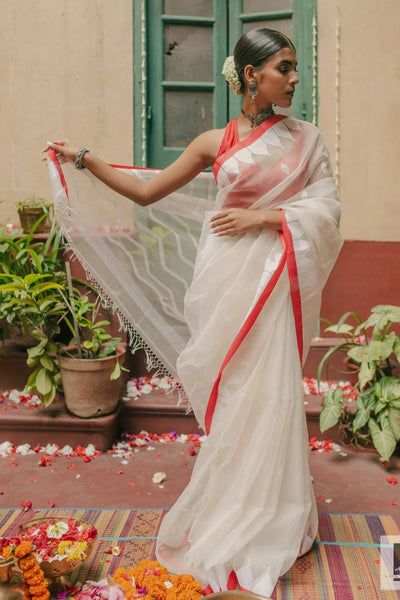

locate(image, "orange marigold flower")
(1, 547), (11, 558)
(25, 572), (45, 586)
(18, 555), (36, 570)
(23, 563), (41, 579)
(15, 541), (32, 558)
(29, 584), (48, 596)
(31, 590), (50, 600)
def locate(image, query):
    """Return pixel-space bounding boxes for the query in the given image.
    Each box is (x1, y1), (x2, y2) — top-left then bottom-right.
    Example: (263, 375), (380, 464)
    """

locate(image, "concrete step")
(0, 396), (121, 451)
(0, 340), (351, 449)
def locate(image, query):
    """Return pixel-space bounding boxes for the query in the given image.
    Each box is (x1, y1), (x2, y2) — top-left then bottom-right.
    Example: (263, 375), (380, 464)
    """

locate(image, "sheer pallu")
(47, 115), (343, 596)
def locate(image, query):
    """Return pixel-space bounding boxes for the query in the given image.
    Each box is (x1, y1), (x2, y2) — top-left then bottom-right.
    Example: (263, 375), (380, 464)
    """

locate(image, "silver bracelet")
(75, 148), (90, 170)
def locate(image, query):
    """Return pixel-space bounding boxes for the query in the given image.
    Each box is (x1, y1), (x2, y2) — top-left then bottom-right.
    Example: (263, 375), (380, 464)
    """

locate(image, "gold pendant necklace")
(241, 107), (275, 129)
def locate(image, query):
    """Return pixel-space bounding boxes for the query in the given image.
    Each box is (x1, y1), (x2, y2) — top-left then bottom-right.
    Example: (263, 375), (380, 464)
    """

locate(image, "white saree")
(156, 116), (343, 595)
(47, 115), (342, 596)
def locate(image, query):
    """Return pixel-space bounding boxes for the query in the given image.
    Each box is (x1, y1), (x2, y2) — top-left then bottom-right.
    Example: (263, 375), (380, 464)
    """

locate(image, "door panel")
(134, 0), (316, 167)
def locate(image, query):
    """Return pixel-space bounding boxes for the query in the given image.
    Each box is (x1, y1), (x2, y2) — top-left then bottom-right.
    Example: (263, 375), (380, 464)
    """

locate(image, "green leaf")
(25, 368), (39, 390)
(353, 394), (372, 431)
(359, 386), (378, 410)
(375, 377), (400, 403)
(40, 385), (56, 407)
(325, 323), (354, 335)
(319, 388), (343, 432)
(355, 361), (376, 390)
(110, 360), (121, 381)
(26, 338), (48, 359)
(368, 417), (397, 461)
(54, 372), (63, 392)
(388, 407), (400, 440)
(27, 354), (40, 368)
(40, 353), (56, 372)
(35, 367), (53, 395)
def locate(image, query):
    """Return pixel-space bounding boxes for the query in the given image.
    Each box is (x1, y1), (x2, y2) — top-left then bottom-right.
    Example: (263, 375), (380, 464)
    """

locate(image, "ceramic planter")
(58, 345), (126, 418)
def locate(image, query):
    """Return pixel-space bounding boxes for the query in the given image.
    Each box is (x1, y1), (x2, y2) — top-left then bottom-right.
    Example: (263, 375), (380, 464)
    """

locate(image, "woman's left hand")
(210, 208), (281, 236)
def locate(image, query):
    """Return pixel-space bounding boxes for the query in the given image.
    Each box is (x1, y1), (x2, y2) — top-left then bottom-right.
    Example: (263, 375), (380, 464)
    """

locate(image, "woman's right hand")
(42, 139), (82, 164)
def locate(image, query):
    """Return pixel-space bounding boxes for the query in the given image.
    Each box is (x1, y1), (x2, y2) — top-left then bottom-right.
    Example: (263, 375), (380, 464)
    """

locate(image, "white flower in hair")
(222, 56), (242, 95)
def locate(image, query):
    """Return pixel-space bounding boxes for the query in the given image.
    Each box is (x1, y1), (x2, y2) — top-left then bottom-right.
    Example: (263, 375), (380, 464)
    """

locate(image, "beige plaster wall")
(0, 0), (133, 225)
(1, 1), (398, 241)
(318, 0), (400, 241)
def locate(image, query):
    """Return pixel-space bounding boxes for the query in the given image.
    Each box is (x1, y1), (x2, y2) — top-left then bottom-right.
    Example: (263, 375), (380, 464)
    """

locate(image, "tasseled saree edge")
(46, 148), (217, 397)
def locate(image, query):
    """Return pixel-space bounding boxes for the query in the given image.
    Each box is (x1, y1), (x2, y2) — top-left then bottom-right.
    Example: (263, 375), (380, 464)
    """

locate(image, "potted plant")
(55, 291), (126, 418)
(318, 305), (400, 461)
(0, 227), (127, 415)
(17, 195), (52, 234)
(0, 223), (65, 347)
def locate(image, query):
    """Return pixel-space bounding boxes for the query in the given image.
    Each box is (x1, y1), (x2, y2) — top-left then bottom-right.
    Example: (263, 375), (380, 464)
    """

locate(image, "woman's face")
(252, 46), (299, 108)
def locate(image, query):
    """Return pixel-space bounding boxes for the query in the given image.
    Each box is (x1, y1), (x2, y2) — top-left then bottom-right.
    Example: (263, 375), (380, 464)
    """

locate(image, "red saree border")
(47, 148), (69, 198)
(281, 210), (303, 361)
(204, 209), (303, 436)
(212, 114), (288, 181)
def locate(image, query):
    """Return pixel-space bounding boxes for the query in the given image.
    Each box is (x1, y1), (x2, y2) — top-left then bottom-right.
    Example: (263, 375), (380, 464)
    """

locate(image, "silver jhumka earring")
(248, 81), (259, 104)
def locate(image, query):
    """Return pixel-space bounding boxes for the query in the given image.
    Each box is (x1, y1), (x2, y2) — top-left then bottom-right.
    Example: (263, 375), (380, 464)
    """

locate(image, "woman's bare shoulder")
(190, 127), (227, 166)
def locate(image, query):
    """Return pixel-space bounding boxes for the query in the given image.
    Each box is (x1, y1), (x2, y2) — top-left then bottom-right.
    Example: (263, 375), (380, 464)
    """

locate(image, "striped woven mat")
(1, 508), (399, 599)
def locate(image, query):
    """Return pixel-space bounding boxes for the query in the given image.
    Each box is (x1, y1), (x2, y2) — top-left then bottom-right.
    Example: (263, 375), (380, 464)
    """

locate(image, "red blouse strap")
(212, 119), (238, 180)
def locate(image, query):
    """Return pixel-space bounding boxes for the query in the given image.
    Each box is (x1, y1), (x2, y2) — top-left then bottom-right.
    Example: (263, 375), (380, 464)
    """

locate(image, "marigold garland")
(15, 541), (50, 600)
(113, 560), (202, 600)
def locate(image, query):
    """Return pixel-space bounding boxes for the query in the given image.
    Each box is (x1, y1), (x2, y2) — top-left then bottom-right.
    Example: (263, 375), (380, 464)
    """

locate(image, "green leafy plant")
(0, 225), (123, 406)
(17, 195), (51, 211)
(318, 305), (400, 461)
(0, 223), (65, 346)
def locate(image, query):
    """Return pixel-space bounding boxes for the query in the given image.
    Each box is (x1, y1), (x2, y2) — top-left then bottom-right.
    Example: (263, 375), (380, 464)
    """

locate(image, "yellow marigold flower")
(1, 547), (11, 558)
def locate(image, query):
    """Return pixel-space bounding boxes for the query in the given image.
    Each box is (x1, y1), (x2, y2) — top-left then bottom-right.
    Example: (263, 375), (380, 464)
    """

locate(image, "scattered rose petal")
(152, 472), (167, 484)
(387, 477), (398, 485)
(390, 501), (397, 506)
(21, 500), (32, 512)
(48, 501), (56, 508)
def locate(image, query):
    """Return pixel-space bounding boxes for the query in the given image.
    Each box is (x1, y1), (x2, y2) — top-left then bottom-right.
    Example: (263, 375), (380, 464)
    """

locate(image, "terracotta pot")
(8, 323), (38, 348)
(17, 207), (50, 234)
(58, 345), (126, 418)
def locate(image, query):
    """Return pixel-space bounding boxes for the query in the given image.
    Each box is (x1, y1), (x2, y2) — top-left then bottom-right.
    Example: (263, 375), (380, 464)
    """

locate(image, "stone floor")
(0, 426), (399, 523)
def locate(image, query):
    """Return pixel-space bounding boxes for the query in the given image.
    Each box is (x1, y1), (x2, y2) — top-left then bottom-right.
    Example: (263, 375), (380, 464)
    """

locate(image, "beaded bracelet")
(75, 147), (90, 170)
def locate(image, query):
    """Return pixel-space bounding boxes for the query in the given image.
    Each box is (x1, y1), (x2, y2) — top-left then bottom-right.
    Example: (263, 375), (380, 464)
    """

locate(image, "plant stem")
(65, 261), (82, 359)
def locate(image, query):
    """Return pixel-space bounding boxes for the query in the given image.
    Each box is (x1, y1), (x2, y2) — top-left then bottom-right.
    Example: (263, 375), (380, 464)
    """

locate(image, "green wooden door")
(134, 0), (317, 168)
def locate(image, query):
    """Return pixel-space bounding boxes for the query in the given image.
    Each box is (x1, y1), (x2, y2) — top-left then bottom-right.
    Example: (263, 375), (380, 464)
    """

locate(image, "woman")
(45, 28), (342, 596)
